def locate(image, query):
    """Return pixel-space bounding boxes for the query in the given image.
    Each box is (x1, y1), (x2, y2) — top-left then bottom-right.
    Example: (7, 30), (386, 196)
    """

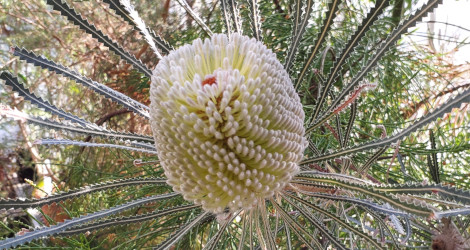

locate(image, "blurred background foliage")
(0, 0), (469, 248)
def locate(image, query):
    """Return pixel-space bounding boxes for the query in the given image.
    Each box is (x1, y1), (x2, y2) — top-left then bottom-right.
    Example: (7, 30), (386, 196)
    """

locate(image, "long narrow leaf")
(342, 101), (357, 146)
(237, 212), (248, 249)
(0, 72), (92, 128)
(283, 192), (385, 249)
(295, 0), (341, 90)
(358, 146), (388, 175)
(428, 130), (440, 183)
(287, 189), (408, 217)
(227, 0), (242, 33)
(155, 211), (211, 250)
(175, 0), (213, 37)
(293, 174), (436, 217)
(269, 198), (320, 249)
(335, 114), (343, 147)
(304, 85), (470, 156)
(103, 0), (173, 55)
(204, 211), (239, 250)
(0, 193), (179, 249)
(316, 0), (442, 122)
(258, 202), (276, 249)
(36, 139), (158, 154)
(117, 0), (163, 59)
(284, 0), (315, 71)
(0, 178), (166, 210)
(375, 183), (470, 205)
(246, 0), (262, 41)
(364, 207), (401, 248)
(220, 0), (233, 36)
(281, 193), (348, 249)
(311, 0), (389, 121)
(12, 47), (150, 119)
(60, 204), (199, 237)
(0, 107), (154, 143)
(46, 0), (152, 77)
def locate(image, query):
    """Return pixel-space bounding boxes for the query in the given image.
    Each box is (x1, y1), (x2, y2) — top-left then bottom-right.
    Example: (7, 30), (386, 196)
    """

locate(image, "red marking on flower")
(202, 76), (217, 86)
(432, 190), (439, 194)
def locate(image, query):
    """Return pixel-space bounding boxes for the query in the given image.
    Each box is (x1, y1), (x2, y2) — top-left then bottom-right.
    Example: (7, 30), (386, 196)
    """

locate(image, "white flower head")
(150, 33), (307, 213)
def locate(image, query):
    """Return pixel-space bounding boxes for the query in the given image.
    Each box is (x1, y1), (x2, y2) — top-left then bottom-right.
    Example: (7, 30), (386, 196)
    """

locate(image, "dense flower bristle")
(150, 33), (307, 213)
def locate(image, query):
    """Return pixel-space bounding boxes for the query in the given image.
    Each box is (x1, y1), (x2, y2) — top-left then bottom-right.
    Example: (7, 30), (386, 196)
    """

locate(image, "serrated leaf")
(0, 72), (92, 128)
(204, 211), (239, 250)
(282, 191), (385, 249)
(246, 0), (263, 41)
(220, 0), (233, 36)
(342, 101), (357, 147)
(175, 0), (213, 37)
(12, 47), (150, 119)
(316, 0), (442, 123)
(60, 204), (199, 237)
(228, 0), (242, 33)
(46, 0), (152, 77)
(0, 177), (166, 210)
(154, 211), (211, 250)
(284, 0), (315, 71)
(311, 0), (390, 121)
(103, 0), (172, 57)
(358, 146), (388, 175)
(295, 0), (341, 90)
(281, 193), (348, 249)
(375, 183), (470, 205)
(0, 193), (179, 249)
(294, 172), (436, 217)
(304, 86), (470, 157)
(0, 107), (154, 143)
(269, 198), (321, 249)
(36, 138), (158, 154)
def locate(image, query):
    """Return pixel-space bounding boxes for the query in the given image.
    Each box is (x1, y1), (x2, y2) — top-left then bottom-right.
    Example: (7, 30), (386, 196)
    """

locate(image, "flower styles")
(150, 34), (306, 213)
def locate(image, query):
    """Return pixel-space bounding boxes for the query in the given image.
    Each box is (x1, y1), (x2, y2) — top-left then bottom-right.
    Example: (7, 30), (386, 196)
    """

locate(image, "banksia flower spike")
(150, 34), (307, 213)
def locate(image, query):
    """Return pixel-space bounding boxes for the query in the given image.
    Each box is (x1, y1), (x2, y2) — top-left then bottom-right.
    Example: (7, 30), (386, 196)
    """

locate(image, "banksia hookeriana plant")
(1, 0), (470, 249)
